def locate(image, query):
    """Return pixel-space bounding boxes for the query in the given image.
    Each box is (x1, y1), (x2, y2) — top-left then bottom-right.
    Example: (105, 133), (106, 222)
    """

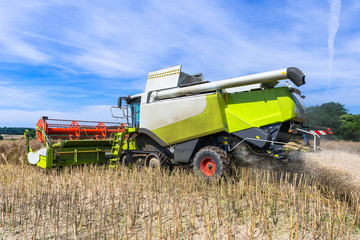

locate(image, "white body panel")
(140, 94), (207, 130)
(28, 148), (47, 164)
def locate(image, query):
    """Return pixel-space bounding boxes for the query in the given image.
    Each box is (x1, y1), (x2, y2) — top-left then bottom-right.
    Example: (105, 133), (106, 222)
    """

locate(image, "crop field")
(0, 135), (23, 140)
(0, 139), (360, 239)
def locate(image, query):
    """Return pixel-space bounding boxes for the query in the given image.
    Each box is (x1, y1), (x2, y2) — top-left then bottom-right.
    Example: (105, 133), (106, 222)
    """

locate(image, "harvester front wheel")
(193, 146), (228, 177)
(121, 153), (133, 166)
(145, 153), (161, 169)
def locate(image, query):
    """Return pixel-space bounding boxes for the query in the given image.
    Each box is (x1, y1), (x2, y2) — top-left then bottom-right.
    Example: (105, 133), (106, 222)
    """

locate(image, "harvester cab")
(113, 96), (140, 128)
(26, 65), (332, 177)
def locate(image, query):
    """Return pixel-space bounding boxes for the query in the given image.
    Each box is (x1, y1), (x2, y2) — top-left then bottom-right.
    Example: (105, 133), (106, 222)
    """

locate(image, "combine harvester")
(25, 65), (332, 177)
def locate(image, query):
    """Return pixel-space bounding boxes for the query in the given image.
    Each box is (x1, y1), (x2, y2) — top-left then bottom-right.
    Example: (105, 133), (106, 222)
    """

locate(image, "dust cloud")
(302, 148), (360, 193)
(234, 143), (360, 194)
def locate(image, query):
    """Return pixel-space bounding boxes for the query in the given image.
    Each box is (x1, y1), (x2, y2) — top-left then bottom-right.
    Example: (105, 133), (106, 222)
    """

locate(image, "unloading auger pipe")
(151, 67), (305, 101)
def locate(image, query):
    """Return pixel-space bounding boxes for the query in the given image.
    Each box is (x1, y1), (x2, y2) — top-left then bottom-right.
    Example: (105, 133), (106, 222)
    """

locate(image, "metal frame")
(228, 129), (320, 152)
(228, 138), (288, 152)
(36, 126), (52, 147)
(296, 128), (320, 150)
(110, 105), (139, 128)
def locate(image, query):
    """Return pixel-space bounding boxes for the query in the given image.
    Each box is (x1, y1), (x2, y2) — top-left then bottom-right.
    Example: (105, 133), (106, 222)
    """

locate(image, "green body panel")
(46, 140), (112, 168)
(114, 128), (138, 151)
(151, 87), (299, 145)
(152, 94), (225, 145)
(124, 139), (137, 150)
(225, 87), (299, 133)
(52, 147), (110, 167)
(109, 129), (139, 166)
(37, 149), (53, 168)
(122, 136), (138, 150)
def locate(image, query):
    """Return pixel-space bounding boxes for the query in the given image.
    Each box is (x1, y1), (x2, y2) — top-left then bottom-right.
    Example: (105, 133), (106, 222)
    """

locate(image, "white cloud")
(0, 1), (51, 64)
(0, 0), (359, 129)
(0, 82), (53, 110)
(0, 0), (331, 78)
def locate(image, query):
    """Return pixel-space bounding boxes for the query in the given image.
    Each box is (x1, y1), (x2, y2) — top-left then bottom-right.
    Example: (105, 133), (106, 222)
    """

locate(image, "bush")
(339, 114), (360, 141)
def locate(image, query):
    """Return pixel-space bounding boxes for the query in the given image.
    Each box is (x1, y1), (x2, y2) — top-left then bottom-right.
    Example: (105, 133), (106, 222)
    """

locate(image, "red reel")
(34, 117), (125, 142)
(95, 122), (107, 140)
(69, 121), (80, 140)
(36, 118), (48, 143)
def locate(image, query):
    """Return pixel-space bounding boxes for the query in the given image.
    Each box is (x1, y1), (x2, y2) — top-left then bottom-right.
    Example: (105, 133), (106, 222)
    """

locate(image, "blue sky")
(0, 0), (359, 127)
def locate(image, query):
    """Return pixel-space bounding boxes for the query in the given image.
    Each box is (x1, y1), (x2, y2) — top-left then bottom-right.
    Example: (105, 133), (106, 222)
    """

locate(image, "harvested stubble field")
(0, 139), (360, 239)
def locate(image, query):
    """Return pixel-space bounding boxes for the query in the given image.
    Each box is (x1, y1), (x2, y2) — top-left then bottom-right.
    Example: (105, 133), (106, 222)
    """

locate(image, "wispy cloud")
(327, 0), (342, 92)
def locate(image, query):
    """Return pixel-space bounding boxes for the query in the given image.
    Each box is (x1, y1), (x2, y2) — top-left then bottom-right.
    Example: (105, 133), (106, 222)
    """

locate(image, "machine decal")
(148, 68), (181, 79)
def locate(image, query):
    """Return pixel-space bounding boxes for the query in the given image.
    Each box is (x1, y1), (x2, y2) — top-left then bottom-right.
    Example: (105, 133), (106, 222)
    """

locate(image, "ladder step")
(109, 130), (128, 167)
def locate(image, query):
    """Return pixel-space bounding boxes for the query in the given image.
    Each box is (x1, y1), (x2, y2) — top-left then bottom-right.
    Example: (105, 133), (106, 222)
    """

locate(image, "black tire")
(145, 153), (161, 169)
(121, 152), (133, 166)
(193, 146), (229, 177)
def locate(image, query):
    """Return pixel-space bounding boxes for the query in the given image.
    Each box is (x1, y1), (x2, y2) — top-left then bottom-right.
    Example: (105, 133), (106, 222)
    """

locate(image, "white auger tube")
(151, 67), (305, 101)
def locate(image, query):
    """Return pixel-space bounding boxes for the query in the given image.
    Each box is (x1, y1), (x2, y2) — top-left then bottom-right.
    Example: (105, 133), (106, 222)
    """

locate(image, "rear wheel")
(193, 146), (229, 177)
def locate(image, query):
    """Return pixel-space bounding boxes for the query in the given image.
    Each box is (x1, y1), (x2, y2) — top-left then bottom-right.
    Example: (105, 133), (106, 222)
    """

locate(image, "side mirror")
(118, 97), (123, 108)
(118, 96), (132, 107)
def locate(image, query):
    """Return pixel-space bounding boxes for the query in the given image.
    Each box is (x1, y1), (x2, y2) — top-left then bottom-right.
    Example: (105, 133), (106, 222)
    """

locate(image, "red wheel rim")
(200, 157), (216, 176)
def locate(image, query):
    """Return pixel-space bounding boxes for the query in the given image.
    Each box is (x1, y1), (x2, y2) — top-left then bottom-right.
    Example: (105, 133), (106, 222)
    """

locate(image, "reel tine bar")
(36, 117), (125, 142)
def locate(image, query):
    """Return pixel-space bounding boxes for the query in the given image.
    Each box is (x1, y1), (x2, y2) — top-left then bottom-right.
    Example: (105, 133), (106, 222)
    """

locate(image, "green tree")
(28, 130), (36, 139)
(339, 114), (360, 141)
(306, 102), (348, 135)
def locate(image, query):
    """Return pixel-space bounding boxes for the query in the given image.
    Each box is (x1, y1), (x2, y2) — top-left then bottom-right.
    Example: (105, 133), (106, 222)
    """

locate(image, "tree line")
(0, 127), (35, 140)
(306, 102), (360, 141)
(0, 127), (35, 135)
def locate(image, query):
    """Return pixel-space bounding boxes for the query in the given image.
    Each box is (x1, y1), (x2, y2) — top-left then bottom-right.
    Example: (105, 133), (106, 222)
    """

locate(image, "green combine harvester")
(26, 65), (331, 177)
